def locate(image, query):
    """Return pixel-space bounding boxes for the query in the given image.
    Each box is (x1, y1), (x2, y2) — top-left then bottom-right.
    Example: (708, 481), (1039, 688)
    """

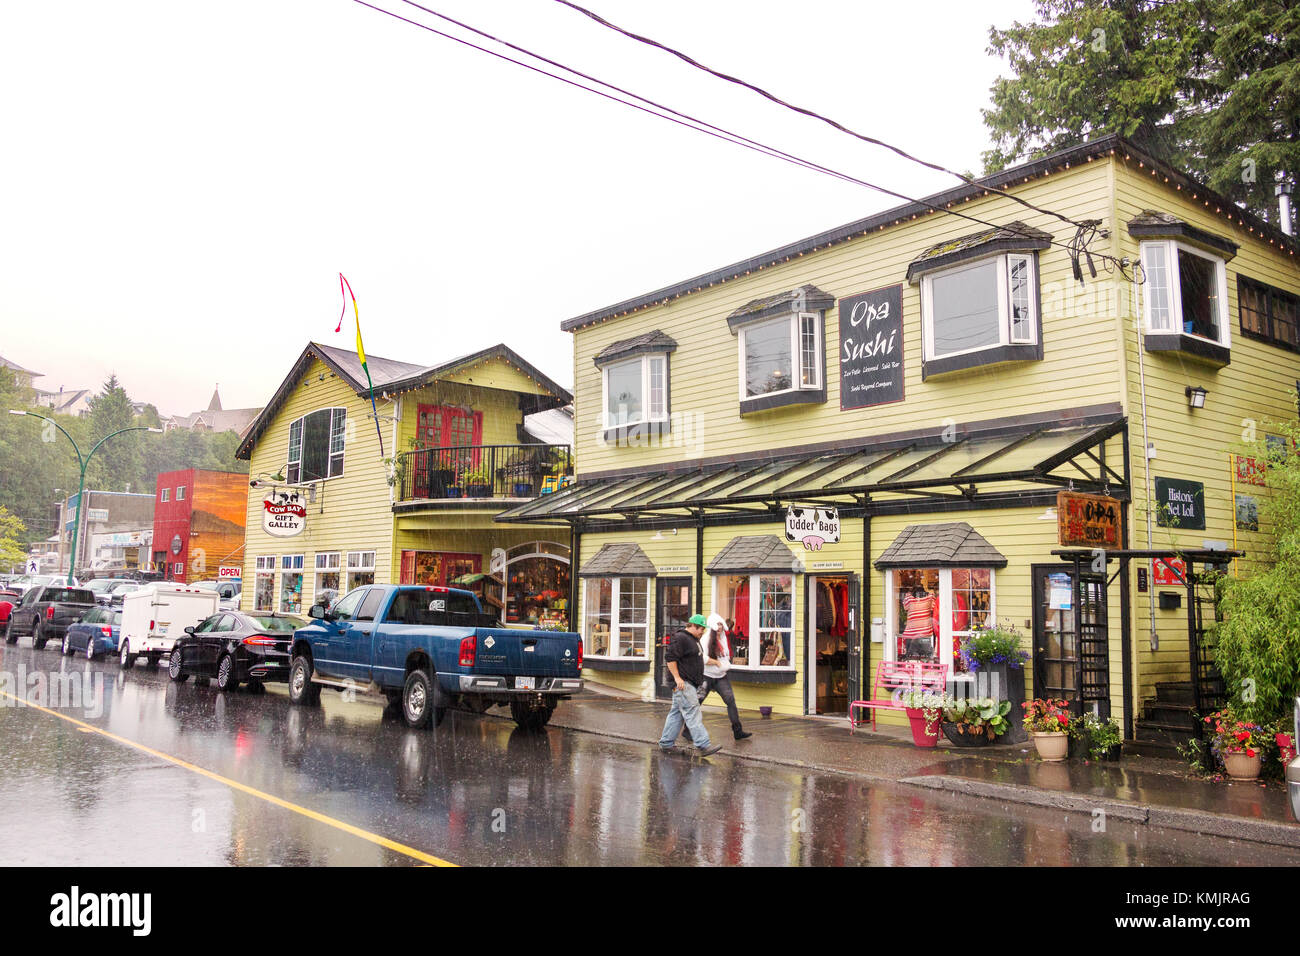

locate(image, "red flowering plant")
(1023, 697), (1071, 734)
(1201, 707), (1272, 761)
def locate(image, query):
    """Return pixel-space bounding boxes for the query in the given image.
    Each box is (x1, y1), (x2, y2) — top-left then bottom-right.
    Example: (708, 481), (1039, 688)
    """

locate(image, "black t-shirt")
(665, 627), (704, 688)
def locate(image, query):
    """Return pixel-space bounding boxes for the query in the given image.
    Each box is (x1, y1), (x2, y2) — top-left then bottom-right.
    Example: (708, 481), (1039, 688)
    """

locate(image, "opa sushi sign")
(785, 506), (840, 551)
(262, 491), (306, 538)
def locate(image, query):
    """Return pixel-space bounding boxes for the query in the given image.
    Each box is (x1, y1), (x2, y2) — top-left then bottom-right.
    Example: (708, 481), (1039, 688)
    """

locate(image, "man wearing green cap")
(658, 613), (722, 757)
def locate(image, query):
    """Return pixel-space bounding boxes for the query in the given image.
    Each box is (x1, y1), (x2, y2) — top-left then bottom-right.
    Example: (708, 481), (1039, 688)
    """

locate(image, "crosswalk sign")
(26, 558), (39, 574)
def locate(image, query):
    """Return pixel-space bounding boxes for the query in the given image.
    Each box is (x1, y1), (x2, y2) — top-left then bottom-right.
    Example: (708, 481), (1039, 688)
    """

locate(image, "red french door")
(415, 405), (484, 494)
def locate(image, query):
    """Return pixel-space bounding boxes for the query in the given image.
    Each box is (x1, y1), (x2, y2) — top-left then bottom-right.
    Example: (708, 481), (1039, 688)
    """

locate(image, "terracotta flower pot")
(1030, 731), (1069, 762)
(905, 707), (940, 748)
(1222, 751), (1262, 780)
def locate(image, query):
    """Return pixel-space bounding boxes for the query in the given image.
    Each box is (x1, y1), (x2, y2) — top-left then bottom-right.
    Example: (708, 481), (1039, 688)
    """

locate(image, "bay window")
(714, 573), (795, 668)
(602, 354), (668, 430)
(1140, 240), (1229, 344)
(920, 253), (1039, 363)
(885, 567), (995, 674)
(583, 577), (649, 658)
(737, 312), (824, 412)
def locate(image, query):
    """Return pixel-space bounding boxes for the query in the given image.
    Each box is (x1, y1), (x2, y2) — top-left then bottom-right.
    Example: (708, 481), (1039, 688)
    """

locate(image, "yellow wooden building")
(236, 342), (575, 627)
(499, 134), (1300, 746)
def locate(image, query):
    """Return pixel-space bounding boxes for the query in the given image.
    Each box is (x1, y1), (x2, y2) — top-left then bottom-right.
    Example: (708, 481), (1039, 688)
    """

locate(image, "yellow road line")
(0, 689), (457, 867)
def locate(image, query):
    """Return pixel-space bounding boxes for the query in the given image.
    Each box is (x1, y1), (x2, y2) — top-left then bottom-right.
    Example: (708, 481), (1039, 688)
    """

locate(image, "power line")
(353, 1), (1133, 278)
(551, 0), (1103, 234)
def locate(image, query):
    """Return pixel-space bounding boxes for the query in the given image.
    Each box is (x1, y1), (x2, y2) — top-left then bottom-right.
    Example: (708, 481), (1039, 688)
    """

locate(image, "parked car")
(290, 584), (583, 729)
(3, 584), (97, 649)
(118, 584), (221, 670)
(1288, 697), (1300, 824)
(192, 579), (243, 611)
(168, 610), (306, 691)
(0, 588), (20, 630)
(106, 582), (141, 605)
(7, 574), (59, 596)
(62, 607), (124, 660)
(85, 577), (132, 605)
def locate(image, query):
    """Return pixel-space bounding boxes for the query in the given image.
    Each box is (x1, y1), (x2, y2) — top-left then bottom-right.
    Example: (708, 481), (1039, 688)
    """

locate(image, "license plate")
(516, 676), (536, 690)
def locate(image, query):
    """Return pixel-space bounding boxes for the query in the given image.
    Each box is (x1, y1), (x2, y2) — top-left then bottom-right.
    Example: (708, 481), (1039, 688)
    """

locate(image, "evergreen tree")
(86, 374), (142, 491)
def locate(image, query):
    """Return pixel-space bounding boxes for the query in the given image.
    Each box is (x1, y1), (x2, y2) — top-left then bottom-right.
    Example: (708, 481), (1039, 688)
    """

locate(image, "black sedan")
(167, 611), (305, 692)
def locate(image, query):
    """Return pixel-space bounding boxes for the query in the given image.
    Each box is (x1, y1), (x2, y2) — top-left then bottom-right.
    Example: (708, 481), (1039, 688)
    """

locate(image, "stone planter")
(1222, 751), (1262, 780)
(1030, 731), (1069, 762)
(905, 706), (941, 748)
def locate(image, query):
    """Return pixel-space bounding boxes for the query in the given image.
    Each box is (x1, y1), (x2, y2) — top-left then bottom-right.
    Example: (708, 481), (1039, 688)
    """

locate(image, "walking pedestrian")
(658, 613), (722, 757)
(698, 612), (751, 741)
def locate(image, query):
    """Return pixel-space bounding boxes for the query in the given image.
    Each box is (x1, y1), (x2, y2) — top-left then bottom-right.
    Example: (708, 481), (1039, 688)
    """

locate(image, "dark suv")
(3, 585), (96, 649)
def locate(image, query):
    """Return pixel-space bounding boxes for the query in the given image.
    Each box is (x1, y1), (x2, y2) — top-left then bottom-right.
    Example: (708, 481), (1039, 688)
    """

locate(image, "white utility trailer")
(119, 584), (220, 669)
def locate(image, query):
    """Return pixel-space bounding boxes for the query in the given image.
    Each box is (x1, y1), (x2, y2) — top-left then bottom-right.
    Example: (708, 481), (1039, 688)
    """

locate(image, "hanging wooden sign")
(1056, 491), (1121, 548)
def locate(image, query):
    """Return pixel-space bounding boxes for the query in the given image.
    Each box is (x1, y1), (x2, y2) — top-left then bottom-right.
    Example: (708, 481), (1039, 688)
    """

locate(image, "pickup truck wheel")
(119, 640), (135, 670)
(402, 670), (435, 729)
(216, 654), (238, 692)
(289, 655), (320, 707)
(33, 622), (48, 650)
(168, 648), (189, 683)
(3, 620), (15, 645)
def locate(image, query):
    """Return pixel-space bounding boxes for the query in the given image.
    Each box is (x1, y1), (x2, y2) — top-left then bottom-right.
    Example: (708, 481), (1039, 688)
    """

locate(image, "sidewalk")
(555, 682), (1300, 849)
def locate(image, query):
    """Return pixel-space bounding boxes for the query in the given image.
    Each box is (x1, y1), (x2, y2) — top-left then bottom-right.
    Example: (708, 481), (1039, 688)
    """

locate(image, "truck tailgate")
(471, 628), (581, 679)
(53, 603), (95, 626)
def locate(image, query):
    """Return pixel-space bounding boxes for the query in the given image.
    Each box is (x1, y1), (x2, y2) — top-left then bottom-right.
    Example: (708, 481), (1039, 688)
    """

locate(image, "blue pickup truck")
(289, 584), (583, 729)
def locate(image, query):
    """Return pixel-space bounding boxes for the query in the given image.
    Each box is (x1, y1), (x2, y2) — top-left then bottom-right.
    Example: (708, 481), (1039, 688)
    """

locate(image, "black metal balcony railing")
(397, 443), (573, 502)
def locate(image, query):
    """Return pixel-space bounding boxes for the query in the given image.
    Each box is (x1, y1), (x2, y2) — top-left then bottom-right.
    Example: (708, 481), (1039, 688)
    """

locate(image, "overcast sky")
(1, 0), (1036, 416)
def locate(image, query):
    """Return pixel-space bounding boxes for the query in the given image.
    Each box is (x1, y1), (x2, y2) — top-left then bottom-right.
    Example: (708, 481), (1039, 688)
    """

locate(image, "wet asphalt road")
(2, 642), (1298, 867)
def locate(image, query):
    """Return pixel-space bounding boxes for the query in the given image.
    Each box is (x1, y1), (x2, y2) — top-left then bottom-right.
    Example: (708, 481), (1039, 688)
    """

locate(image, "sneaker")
(698, 743), (723, 757)
(734, 731), (753, 741)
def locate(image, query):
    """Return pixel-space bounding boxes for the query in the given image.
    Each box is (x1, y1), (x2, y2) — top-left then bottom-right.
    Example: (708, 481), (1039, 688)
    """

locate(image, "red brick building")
(151, 469), (248, 582)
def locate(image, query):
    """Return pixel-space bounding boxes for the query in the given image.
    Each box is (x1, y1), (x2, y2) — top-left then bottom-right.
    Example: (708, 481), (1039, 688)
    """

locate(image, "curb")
(900, 774), (1300, 849)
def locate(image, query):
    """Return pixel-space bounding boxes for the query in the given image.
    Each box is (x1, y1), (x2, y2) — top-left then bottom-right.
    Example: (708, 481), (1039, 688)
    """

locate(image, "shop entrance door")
(654, 578), (692, 700)
(805, 573), (856, 716)
(1032, 565), (1107, 715)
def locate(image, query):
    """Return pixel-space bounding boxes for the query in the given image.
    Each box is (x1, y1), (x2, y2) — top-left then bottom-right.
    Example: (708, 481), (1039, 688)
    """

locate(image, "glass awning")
(497, 415), (1127, 525)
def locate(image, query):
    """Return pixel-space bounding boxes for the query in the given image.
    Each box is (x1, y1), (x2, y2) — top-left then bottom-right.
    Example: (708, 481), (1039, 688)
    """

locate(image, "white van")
(119, 584), (220, 669)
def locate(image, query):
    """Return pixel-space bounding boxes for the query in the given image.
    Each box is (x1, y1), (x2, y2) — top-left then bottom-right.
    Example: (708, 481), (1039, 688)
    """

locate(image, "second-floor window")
(602, 354), (668, 429)
(1239, 275), (1299, 352)
(160, 488), (170, 503)
(738, 313), (823, 400)
(1140, 240), (1229, 346)
(176, 486), (185, 501)
(921, 253), (1038, 361)
(287, 407), (346, 483)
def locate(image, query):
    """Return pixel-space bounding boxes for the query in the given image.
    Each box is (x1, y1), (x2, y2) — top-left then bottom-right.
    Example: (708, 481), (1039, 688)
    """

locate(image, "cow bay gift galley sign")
(262, 491), (307, 537)
(839, 284), (904, 410)
(785, 506), (840, 551)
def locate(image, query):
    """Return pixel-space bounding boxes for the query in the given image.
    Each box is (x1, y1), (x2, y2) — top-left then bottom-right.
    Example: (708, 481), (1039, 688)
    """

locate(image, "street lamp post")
(9, 410), (163, 585)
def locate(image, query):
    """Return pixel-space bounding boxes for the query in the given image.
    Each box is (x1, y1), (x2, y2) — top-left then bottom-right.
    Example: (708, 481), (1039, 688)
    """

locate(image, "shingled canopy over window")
(874, 522), (1008, 569)
(706, 535), (798, 574)
(578, 542), (658, 577)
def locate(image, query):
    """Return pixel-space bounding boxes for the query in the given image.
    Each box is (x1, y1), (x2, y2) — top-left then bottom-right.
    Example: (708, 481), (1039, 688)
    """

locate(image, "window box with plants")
(1023, 697), (1071, 761)
(940, 696), (1012, 748)
(463, 467), (493, 498)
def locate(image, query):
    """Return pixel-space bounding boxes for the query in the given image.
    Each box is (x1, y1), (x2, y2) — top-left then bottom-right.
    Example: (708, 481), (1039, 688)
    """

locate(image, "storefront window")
(254, 556), (276, 612)
(714, 573), (794, 667)
(280, 554), (304, 614)
(315, 552), (340, 605)
(888, 567), (995, 672)
(401, 550), (482, 587)
(346, 550), (375, 590)
(505, 542), (570, 627)
(583, 577), (648, 657)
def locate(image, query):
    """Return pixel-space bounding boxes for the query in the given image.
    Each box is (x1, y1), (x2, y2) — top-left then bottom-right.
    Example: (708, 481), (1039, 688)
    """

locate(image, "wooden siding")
(1112, 158), (1300, 706)
(395, 376), (527, 453)
(571, 161), (1122, 475)
(240, 357), (395, 610)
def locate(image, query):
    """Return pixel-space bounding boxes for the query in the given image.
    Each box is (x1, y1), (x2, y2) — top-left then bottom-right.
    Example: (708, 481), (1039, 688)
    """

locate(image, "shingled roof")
(726, 284), (836, 331)
(906, 221), (1053, 281)
(1125, 209), (1238, 259)
(578, 542), (658, 578)
(706, 535), (798, 574)
(875, 522), (1007, 569)
(593, 330), (678, 368)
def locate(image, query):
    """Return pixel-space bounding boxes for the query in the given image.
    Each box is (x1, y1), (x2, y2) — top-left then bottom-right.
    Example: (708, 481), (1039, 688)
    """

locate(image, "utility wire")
(552, 0), (1103, 233)
(353, 0), (1134, 278)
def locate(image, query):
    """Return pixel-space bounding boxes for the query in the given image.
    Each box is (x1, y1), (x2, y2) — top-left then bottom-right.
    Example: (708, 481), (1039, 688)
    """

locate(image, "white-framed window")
(920, 254), (1038, 361)
(346, 550), (376, 590)
(254, 555), (277, 611)
(602, 354), (668, 429)
(173, 562), (184, 576)
(176, 486), (186, 501)
(713, 573), (795, 668)
(1139, 240), (1230, 345)
(738, 313), (823, 399)
(280, 554), (304, 614)
(315, 551), (341, 599)
(582, 577), (649, 658)
(160, 488), (170, 503)
(883, 567), (996, 674)
(287, 407), (347, 483)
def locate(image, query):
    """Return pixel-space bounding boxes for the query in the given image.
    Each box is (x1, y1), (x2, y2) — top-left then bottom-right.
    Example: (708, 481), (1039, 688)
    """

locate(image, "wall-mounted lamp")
(1185, 385), (1207, 410)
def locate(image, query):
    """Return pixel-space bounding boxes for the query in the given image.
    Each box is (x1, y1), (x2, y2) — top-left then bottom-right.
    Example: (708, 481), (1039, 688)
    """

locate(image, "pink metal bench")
(849, 660), (949, 733)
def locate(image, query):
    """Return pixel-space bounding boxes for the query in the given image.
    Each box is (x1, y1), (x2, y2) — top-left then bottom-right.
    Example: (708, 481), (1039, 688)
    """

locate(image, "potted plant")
(940, 696), (1012, 747)
(1070, 711), (1123, 761)
(899, 689), (952, 748)
(1023, 697), (1071, 761)
(463, 467), (492, 497)
(960, 624), (1030, 743)
(1202, 707), (1272, 780)
(512, 480), (533, 497)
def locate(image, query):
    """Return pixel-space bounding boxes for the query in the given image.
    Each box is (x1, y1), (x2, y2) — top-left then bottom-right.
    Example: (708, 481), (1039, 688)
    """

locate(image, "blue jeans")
(659, 684), (711, 750)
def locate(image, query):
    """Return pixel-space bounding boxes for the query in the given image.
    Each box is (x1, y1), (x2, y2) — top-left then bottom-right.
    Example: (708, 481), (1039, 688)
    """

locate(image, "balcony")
(396, 444), (573, 503)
